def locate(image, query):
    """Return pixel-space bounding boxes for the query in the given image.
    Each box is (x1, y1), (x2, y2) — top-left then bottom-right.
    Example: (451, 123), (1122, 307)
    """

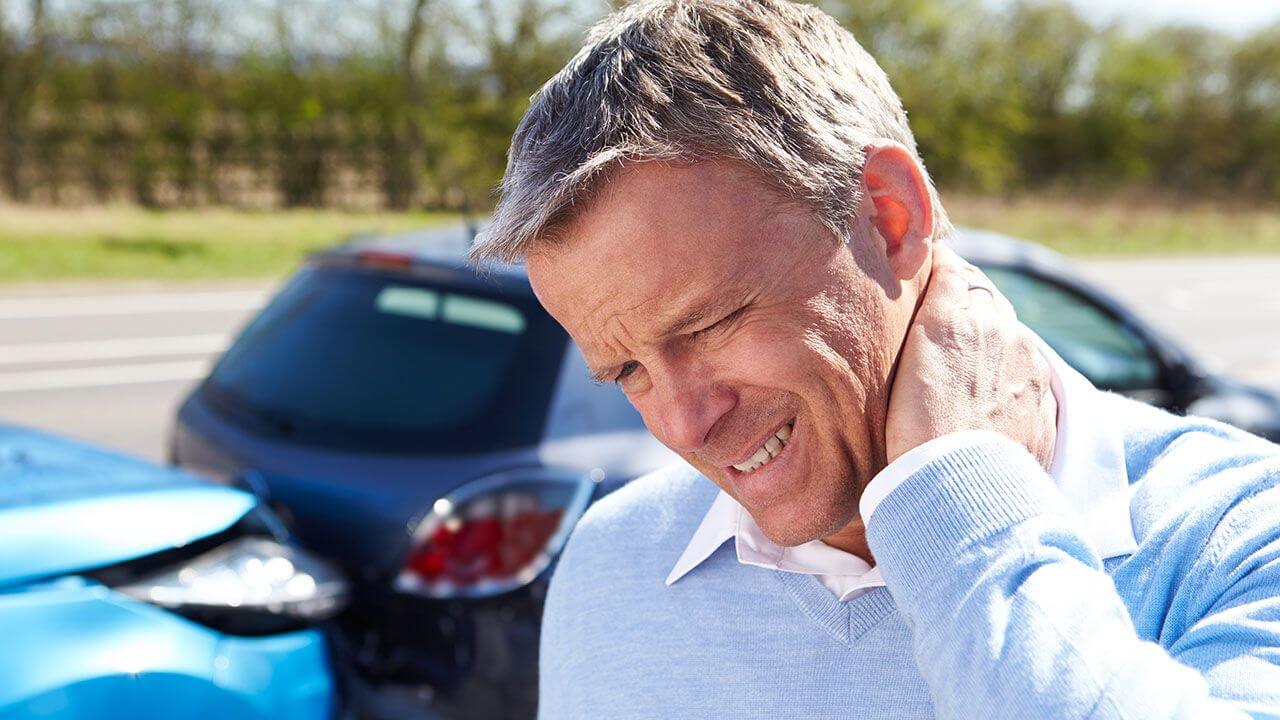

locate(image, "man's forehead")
(527, 243), (748, 383)
(527, 168), (760, 303)
(523, 159), (816, 364)
(535, 249), (741, 341)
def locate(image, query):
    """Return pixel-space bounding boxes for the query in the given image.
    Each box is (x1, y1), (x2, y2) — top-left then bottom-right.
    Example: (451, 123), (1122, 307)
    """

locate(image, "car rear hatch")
(176, 255), (573, 576)
(176, 394), (553, 580)
(194, 258), (567, 456)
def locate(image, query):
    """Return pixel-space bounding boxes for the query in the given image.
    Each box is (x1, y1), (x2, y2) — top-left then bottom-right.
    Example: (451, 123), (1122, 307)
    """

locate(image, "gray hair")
(470, 0), (952, 264)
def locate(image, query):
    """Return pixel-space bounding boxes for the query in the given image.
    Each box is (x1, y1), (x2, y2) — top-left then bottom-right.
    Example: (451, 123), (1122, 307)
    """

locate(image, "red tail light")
(356, 249), (414, 268)
(395, 468), (594, 598)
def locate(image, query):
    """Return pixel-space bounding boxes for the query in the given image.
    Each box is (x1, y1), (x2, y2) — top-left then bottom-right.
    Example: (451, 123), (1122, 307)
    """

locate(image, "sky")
(1007, 0), (1280, 34)
(5, 1), (1279, 44)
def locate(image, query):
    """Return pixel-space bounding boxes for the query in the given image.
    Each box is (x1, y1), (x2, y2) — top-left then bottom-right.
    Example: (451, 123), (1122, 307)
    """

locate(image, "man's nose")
(647, 366), (736, 454)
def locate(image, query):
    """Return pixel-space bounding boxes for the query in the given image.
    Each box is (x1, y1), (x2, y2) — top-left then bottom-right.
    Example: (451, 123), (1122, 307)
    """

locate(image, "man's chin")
(749, 501), (854, 548)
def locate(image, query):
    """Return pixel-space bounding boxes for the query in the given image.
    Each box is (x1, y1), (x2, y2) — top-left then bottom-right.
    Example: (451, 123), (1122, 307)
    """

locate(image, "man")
(470, 1), (1280, 717)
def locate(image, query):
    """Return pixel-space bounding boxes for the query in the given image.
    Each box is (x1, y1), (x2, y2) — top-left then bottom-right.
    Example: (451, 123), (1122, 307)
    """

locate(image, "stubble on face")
(526, 160), (903, 548)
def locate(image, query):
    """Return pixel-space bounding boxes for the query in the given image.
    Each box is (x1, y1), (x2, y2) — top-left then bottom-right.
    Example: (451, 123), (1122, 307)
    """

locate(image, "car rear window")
(201, 264), (567, 453)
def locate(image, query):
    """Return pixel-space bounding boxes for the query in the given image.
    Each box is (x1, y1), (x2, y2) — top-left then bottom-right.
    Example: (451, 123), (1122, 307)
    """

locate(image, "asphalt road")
(1080, 256), (1280, 391)
(0, 280), (275, 460)
(1, 257), (1278, 463)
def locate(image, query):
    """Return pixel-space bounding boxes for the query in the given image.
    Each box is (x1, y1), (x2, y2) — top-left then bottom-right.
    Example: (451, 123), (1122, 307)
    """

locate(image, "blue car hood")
(0, 425), (256, 588)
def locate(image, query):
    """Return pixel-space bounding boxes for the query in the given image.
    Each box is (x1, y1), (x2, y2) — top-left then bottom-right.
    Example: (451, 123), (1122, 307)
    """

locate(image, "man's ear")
(862, 140), (934, 281)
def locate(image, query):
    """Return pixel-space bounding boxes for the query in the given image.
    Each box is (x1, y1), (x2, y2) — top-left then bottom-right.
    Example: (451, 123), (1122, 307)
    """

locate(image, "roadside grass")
(0, 206), (462, 282)
(947, 193), (1280, 256)
(1, 195), (1278, 282)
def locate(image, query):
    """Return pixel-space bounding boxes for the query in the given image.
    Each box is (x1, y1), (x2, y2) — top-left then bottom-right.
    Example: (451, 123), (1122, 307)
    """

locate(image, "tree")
(0, 0), (49, 200)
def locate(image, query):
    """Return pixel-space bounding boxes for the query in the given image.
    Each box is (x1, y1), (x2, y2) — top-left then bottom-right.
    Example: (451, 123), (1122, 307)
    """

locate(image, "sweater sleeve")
(864, 433), (1280, 720)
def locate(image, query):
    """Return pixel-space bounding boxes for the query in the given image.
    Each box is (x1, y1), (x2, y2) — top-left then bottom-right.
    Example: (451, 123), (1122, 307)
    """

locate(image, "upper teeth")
(732, 421), (793, 473)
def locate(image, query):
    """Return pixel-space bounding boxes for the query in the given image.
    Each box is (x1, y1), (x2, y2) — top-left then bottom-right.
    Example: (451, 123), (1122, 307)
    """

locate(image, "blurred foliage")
(0, 0), (586, 209)
(826, 0), (1280, 197)
(0, 0), (1279, 211)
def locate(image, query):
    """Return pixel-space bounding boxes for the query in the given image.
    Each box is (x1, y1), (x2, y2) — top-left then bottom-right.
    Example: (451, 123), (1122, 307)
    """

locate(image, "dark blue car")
(170, 227), (676, 718)
(170, 225), (1280, 719)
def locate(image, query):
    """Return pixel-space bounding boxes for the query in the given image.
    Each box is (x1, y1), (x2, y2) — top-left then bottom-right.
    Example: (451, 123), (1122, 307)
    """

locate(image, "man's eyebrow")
(583, 297), (738, 384)
(658, 297), (732, 338)
(587, 365), (616, 385)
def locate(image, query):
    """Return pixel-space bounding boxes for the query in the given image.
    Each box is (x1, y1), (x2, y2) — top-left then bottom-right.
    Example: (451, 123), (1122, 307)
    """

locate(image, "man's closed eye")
(692, 305), (748, 340)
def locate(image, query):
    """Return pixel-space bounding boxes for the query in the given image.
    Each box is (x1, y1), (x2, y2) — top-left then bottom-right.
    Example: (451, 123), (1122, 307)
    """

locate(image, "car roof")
(945, 227), (1075, 273)
(318, 222), (533, 287)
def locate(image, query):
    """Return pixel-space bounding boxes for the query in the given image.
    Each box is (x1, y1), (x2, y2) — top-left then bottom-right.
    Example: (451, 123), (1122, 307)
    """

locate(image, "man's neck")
(821, 515), (874, 564)
(819, 358), (1058, 567)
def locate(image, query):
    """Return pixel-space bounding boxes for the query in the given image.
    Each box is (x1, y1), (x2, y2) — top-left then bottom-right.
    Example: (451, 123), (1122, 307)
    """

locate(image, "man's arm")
(864, 431), (1280, 719)
(878, 245), (1280, 718)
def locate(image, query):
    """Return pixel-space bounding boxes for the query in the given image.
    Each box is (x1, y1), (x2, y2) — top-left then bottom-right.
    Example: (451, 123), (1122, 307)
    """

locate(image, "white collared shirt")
(666, 340), (1140, 602)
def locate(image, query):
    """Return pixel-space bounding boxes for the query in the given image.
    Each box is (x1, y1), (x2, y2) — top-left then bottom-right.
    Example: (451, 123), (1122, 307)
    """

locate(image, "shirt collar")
(665, 489), (889, 600)
(666, 340), (1139, 589)
(1038, 338), (1139, 561)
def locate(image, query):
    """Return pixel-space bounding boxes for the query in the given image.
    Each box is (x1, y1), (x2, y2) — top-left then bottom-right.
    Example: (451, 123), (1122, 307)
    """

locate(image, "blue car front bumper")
(0, 577), (335, 720)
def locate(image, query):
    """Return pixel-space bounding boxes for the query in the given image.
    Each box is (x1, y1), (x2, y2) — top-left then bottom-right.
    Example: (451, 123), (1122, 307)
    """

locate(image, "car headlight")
(395, 467), (594, 599)
(93, 518), (348, 636)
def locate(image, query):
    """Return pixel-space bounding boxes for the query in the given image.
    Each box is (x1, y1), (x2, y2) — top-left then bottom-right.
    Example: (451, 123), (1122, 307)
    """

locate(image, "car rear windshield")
(201, 264), (567, 453)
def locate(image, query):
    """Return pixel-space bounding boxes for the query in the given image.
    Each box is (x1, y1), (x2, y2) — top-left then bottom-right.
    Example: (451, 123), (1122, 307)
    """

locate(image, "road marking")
(0, 334), (230, 366)
(1163, 288), (1192, 310)
(0, 360), (212, 393)
(0, 291), (268, 319)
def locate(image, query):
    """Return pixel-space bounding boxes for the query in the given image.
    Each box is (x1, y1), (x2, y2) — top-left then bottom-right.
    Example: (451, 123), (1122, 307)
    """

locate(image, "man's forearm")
(866, 433), (1274, 719)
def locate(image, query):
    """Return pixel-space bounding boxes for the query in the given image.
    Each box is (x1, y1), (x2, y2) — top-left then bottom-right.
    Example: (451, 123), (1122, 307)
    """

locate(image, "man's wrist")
(861, 430), (1011, 524)
(865, 433), (1066, 595)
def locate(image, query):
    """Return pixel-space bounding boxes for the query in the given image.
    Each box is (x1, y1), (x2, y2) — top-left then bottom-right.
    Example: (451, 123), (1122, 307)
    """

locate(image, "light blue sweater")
(539, 393), (1280, 718)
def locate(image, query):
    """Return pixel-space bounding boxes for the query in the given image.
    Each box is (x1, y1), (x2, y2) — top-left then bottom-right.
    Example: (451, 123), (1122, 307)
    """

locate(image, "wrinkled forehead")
(523, 161), (788, 344)
(525, 218), (742, 354)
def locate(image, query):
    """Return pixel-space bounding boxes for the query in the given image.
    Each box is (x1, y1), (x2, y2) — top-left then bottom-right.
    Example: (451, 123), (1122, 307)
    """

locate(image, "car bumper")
(0, 577), (336, 720)
(337, 578), (546, 720)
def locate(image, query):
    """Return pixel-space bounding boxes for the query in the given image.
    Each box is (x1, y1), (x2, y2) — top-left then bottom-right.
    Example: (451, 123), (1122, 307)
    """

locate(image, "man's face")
(527, 160), (912, 547)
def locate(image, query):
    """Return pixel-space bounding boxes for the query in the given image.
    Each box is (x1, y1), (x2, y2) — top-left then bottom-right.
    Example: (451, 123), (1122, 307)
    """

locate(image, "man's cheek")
(632, 397), (675, 450)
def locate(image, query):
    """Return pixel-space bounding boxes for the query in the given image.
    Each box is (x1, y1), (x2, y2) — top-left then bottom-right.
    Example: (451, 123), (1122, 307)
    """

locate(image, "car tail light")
(395, 468), (594, 599)
(357, 249), (414, 268)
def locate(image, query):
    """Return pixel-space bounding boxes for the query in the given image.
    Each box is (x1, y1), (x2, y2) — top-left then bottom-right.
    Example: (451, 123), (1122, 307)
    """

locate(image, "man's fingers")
(930, 244), (1018, 320)
(962, 266), (1002, 315)
(923, 244), (977, 308)
(964, 265), (1018, 320)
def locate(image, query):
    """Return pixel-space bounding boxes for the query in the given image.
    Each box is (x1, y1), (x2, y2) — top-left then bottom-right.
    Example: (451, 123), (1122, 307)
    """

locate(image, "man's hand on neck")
(822, 245), (1059, 564)
(884, 245), (1057, 470)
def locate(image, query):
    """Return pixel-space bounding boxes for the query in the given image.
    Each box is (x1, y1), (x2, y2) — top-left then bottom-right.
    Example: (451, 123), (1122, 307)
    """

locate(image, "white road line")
(0, 360), (212, 393)
(0, 334), (230, 366)
(0, 291), (268, 319)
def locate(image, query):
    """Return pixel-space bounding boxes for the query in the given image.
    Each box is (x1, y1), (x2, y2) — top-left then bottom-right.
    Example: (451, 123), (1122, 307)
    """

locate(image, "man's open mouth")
(731, 419), (795, 474)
